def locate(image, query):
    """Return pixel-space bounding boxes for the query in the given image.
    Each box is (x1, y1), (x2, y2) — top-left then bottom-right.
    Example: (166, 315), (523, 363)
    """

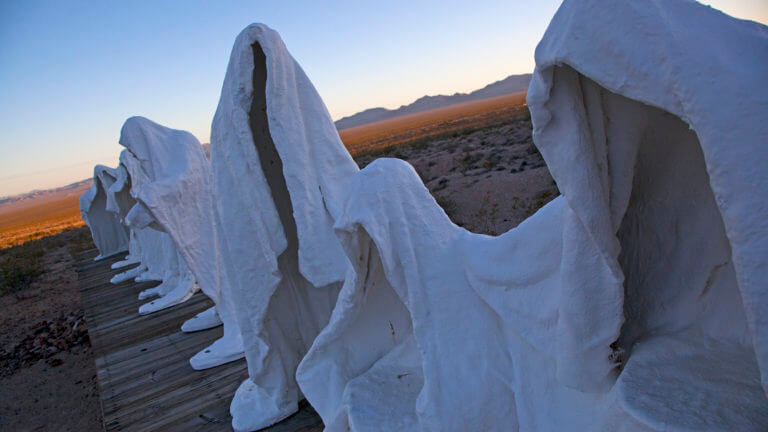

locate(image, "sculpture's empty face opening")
(570, 77), (754, 355)
(241, 42), (344, 376)
(547, 70), (768, 428)
(100, 171), (117, 189)
(248, 42), (300, 263)
(93, 171), (118, 218)
(98, 171), (119, 210)
(112, 172), (136, 217)
(93, 176), (109, 212)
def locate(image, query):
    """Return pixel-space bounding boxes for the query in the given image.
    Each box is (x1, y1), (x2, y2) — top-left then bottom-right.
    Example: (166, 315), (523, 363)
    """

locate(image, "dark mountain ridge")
(335, 73), (532, 130)
(0, 179), (93, 210)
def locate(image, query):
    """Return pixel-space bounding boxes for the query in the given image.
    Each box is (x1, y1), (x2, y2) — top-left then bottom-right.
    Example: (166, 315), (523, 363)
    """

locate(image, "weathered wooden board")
(77, 249), (324, 432)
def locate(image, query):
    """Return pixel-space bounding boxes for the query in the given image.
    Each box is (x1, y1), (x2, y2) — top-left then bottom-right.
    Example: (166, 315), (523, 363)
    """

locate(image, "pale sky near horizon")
(0, 1), (766, 197)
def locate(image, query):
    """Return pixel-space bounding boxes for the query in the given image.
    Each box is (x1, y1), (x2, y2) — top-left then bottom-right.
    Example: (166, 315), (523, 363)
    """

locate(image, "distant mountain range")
(334, 73), (532, 130)
(0, 178), (93, 213)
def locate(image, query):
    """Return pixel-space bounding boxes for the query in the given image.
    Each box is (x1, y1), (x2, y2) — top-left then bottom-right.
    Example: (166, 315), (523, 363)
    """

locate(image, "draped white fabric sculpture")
(79, 165), (129, 260)
(105, 164), (143, 270)
(209, 24), (358, 431)
(299, 161), (572, 431)
(297, 1), (768, 430)
(107, 154), (165, 285)
(107, 157), (161, 284)
(181, 305), (222, 333)
(117, 116), (244, 369)
(117, 125), (199, 315)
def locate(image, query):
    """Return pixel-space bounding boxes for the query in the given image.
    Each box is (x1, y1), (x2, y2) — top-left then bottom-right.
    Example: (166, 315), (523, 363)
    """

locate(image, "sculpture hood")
(210, 23), (358, 289)
(527, 0), (768, 394)
(117, 116), (235, 319)
(298, 1), (768, 431)
(79, 164), (129, 259)
(209, 23), (357, 430)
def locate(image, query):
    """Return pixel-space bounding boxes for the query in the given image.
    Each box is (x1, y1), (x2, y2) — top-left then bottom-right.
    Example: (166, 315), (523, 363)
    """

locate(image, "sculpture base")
(111, 256), (140, 269)
(230, 378), (297, 432)
(138, 286), (162, 300)
(138, 281), (198, 315)
(110, 265), (146, 284)
(189, 333), (244, 370)
(181, 306), (222, 332)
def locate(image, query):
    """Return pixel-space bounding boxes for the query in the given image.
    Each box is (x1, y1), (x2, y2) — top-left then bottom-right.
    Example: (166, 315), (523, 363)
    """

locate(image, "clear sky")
(0, 0), (766, 197)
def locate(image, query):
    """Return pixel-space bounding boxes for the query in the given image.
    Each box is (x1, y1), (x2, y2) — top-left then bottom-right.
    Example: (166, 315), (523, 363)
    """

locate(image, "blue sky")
(0, 1), (766, 197)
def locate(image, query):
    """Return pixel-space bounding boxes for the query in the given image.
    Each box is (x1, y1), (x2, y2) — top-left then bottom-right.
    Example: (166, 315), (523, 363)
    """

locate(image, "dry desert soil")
(0, 227), (102, 431)
(0, 102), (557, 431)
(0, 181), (91, 250)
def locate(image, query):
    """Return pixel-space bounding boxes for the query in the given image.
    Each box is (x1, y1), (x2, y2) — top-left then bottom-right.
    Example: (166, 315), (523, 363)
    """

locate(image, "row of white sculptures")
(79, 1), (768, 430)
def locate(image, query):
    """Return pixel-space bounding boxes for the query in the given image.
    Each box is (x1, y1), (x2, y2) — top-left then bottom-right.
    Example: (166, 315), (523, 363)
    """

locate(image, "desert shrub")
(483, 152), (503, 169)
(0, 226), (94, 294)
(434, 194), (458, 219)
(67, 226), (95, 254)
(415, 167), (430, 183)
(0, 242), (45, 293)
(409, 138), (433, 151)
(470, 194), (500, 236)
(455, 150), (482, 173)
(509, 188), (560, 220)
(432, 177), (450, 192)
(354, 144), (396, 160)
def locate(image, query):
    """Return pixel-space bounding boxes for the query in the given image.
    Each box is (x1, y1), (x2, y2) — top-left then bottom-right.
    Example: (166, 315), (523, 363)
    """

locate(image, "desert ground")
(0, 180), (91, 250)
(355, 109), (558, 235)
(0, 227), (101, 431)
(0, 95), (557, 430)
(341, 92), (528, 157)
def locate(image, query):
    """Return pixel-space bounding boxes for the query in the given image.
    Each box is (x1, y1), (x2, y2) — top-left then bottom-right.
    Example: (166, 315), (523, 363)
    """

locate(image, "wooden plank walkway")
(77, 249), (323, 432)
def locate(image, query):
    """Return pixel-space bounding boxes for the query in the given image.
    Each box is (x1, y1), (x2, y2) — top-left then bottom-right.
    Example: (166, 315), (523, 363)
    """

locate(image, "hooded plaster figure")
(209, 24), (358, 431)
(106, 164), (143, 270)
(107, 154), (171, 285)
(106, 154), (165, 285)
(79, 165), (130, 260)
(296, 1), (768, 430)
(117, 116), (244, 369)
(118, 131), (199, 315)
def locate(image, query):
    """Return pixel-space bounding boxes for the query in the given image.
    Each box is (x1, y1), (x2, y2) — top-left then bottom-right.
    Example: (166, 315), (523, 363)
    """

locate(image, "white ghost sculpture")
(297, 0), (768, 430)
(79, 165), (130, 260)
(105, 164), (143, 270)
(117, 126), (199, 315)
(209, 24), (358, 431)
(106, 159), (166, 285)
(117, 116), (244, 369)
(106, 156), (165, 285)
